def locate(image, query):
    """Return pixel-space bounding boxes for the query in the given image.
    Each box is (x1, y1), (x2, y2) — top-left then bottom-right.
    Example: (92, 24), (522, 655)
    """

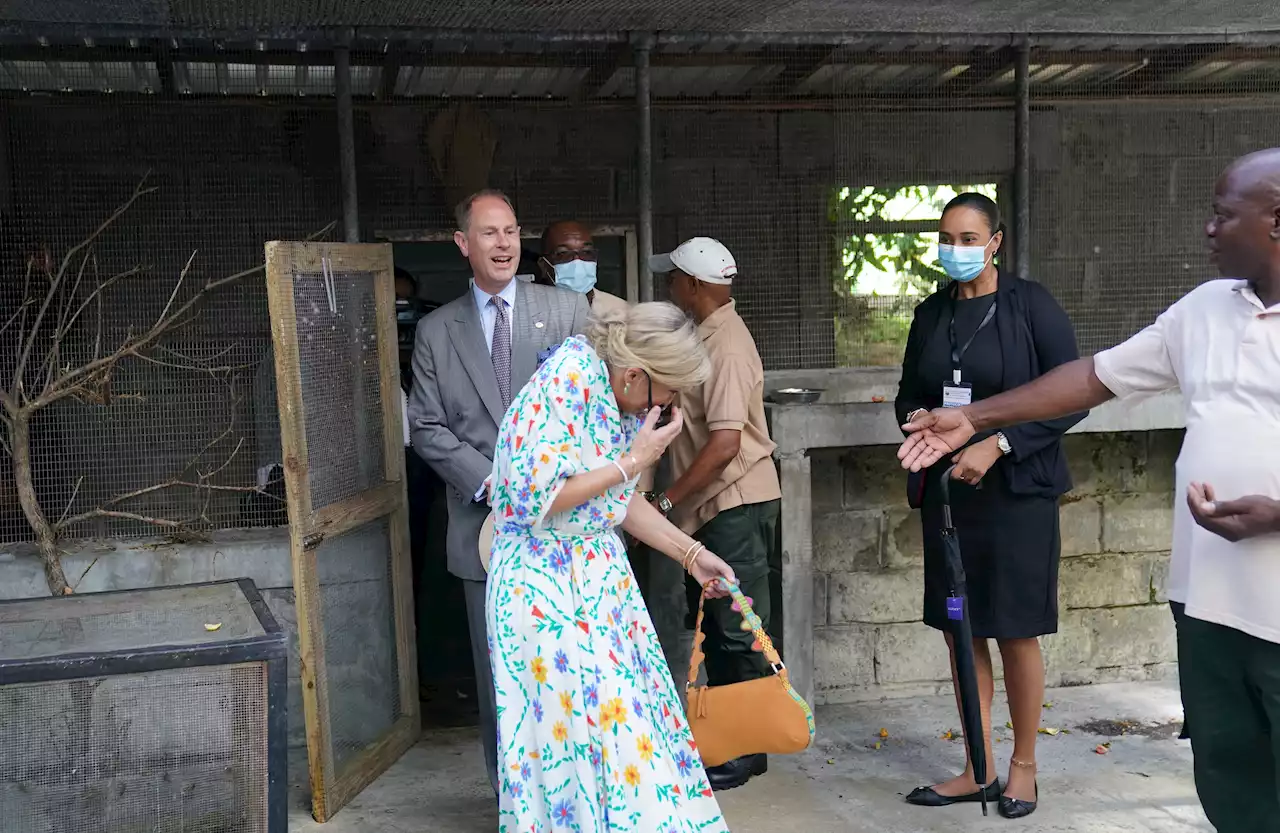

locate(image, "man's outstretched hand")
(897, 408), (979, 472)
(1187, 482), (1280, 543)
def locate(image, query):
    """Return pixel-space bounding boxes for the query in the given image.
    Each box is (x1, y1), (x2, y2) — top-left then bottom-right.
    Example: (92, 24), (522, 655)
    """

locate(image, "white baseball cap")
(649, 237), (737, 285)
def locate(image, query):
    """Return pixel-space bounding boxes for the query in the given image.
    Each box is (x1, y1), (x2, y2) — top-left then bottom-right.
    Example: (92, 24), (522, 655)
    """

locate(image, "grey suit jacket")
(408, 280), (591, 581)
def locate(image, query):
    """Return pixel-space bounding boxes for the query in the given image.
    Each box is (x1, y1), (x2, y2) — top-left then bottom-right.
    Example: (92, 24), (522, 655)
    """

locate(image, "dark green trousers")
(1177, 605), (1280, 833)
(685, 500), (779, 687)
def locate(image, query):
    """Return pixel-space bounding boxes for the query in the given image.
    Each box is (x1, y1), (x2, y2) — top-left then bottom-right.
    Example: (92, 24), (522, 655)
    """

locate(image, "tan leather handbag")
(685, 582), (816, 768)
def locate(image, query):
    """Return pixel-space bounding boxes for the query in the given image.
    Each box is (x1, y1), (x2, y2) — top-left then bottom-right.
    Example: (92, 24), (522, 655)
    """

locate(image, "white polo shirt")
(1093, 279), (1280, 644)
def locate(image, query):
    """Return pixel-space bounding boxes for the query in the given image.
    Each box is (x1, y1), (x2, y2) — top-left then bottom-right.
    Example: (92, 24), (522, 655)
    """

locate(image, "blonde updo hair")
(584, 302), (711, 391)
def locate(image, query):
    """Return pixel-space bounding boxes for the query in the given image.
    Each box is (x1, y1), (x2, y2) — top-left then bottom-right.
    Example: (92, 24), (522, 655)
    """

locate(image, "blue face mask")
(937, 238), (994, 282)
(553, 259), (598, 295)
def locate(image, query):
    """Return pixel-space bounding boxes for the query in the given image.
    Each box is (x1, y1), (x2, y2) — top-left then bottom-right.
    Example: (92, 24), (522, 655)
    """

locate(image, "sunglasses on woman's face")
(644, 373), (674, 427)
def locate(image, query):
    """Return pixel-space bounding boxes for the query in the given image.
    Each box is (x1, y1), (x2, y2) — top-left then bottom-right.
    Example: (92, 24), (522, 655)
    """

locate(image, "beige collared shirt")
(1093, 279), (1280, 644)
(667, 300), (781, 534)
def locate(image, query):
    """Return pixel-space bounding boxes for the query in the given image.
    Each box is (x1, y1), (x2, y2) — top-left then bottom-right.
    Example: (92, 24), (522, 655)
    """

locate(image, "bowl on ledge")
(766, 387), (823, 405)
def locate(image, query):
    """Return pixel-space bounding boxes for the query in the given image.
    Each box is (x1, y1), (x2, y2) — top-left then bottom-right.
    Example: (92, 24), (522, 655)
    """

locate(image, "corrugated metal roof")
(5, 0), (1280, 37)
(0, 41), (1277, 99)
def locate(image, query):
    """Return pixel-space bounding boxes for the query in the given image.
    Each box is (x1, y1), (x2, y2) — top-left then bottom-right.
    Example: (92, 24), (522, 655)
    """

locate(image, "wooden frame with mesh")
(264, 241), (419, 822)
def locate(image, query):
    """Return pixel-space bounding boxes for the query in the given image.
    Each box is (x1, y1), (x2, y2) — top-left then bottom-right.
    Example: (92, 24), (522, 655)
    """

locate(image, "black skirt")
(919, 460), (1060, 640)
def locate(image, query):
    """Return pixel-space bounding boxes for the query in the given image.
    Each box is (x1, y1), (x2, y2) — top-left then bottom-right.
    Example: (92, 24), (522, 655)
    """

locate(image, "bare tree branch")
(26, 220), (336, 413)
(0, 298), (35, 339)
(157, 250), (197, 326)
(13, 178), (157, 395)
(14, 257), (34, 356)
(57, 476), (85, 526)
(54, 264), (145, 346)
(2, 177), (335, 594)
(62, 508), (190, 530)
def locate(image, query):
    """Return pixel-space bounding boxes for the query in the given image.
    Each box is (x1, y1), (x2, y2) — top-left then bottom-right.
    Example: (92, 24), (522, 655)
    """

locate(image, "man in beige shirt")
(534, 220), (628, 315)
(897, 149), (1280, 833)
(649, 236), (782, 792)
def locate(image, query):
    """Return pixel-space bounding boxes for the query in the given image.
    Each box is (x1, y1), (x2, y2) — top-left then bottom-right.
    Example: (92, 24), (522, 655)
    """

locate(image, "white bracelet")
(612, 460), (630, 483)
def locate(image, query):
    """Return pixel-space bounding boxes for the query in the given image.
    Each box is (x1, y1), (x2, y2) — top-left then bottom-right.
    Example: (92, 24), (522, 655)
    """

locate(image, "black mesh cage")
(0, 17), (1278, 548)
(0, 579), (289, 833)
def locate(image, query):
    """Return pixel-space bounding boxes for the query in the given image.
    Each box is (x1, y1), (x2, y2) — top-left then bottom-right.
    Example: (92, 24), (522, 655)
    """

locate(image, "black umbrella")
(939, 464), (989, 816)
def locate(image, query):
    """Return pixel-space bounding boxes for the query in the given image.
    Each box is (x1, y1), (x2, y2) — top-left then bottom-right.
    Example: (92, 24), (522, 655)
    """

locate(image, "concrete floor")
(290, 680), (1208, 833)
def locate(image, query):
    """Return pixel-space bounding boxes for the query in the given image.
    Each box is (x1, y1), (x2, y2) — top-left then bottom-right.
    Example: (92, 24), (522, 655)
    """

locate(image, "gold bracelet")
(681, 540), (701, 566)
(682, 543), (705, 572)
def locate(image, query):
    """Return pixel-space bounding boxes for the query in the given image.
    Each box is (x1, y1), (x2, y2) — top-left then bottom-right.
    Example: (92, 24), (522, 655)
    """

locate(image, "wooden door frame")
(264, 241), (419, 822)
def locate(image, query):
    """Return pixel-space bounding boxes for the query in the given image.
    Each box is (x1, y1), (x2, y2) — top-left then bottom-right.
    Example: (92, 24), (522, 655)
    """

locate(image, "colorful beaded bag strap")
(687, 580), (816, 743)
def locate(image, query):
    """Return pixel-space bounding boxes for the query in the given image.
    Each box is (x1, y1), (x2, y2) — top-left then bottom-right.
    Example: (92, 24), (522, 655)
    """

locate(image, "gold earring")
(624, 383), (631, 395)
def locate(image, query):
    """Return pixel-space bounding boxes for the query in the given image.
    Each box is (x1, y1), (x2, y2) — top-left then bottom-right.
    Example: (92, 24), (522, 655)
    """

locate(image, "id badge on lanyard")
(942, 374), (972, 408)
(944, 294), (996, 409)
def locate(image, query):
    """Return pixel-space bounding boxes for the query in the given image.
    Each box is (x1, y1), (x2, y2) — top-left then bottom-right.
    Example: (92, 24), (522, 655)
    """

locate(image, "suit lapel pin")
(535, 321), (545, 329)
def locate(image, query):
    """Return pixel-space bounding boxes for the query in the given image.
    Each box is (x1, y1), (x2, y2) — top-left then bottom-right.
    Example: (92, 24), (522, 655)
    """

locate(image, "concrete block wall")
(810, 430), (1183, 704)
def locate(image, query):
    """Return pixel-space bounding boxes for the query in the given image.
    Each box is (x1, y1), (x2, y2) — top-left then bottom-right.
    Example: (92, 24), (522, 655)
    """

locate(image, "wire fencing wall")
(2, 33), (1279, 546)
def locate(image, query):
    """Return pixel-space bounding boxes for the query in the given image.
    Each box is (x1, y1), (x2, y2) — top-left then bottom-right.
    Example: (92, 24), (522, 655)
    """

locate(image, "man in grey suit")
(407, 189), (590, 794)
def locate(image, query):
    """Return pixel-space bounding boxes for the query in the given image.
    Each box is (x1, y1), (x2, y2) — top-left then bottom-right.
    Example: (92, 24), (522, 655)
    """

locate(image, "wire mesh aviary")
(0, 177), (335, 595)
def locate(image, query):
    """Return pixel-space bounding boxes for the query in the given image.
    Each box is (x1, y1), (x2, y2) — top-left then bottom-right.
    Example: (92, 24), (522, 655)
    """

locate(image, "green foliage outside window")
(832, 183), (998, 367)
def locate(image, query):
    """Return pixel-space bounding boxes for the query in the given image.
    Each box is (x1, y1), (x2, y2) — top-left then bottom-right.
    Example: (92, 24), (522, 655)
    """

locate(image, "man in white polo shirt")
(894, 148), (1280, 832)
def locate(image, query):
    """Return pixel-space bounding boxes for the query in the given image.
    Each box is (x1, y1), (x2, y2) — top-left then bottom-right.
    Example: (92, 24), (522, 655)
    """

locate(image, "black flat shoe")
(998, 782), (1038, 819)
(905, 779), (1002, 807)
(706, 754), (767, 792)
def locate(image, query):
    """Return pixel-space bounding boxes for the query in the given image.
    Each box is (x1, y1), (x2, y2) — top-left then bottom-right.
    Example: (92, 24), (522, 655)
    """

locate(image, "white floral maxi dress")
(486, 336), (729, 833)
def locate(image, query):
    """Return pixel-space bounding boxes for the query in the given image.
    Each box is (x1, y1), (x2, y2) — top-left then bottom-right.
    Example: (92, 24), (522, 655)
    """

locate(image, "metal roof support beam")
(753, 45), (832, 96)
(335, 42), (359, 242)
(5, 26), (1280, 52)
(1113, 44), (1223, 94)
(154, 46), (175, 95)
(1013, 38), (1031, 279)
(941, 46), (1015, 95)
(376, 48), (401, 100)
(635, 32), (655, 304)
(574, 44), (630, 101)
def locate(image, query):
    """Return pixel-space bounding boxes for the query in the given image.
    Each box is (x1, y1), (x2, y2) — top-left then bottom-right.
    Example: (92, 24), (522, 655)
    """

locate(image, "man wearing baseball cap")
(649, 237), (782, 792)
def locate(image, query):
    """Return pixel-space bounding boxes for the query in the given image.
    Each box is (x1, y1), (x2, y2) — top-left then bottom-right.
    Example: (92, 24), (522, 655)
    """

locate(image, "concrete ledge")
(767, 389), (1184, 454)
(0, 527), (294, 599)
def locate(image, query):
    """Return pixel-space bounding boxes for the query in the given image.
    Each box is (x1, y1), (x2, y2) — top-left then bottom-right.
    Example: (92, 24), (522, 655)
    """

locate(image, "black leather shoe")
(998, 782), (1038, 819)
(706, 754), (767, 792)
(905, 779), (1002, 807)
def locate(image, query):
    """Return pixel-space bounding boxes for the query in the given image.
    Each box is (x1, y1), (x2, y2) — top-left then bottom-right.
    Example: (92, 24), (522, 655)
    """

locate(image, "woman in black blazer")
(895, 193), (1086, 820)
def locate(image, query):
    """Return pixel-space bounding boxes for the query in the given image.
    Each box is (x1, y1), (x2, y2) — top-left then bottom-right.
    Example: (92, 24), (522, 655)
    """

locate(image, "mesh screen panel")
(313, 517), (401, 773)
(292, 270), (387, 512)
(0, 664), (268, 833)
(0, 80), (339, 547)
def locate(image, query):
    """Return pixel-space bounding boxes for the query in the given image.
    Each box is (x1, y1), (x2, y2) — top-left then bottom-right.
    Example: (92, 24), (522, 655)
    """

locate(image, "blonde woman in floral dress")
(486, 302), (737, 833)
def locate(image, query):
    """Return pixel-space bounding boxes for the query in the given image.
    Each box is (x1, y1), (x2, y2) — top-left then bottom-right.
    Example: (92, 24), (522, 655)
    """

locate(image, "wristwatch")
(652, 492), (673, 515)
(995, 432), (1012, 455)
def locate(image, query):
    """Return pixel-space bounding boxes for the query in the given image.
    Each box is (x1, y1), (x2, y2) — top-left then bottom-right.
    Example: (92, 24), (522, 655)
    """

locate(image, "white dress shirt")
(1093, 279), (1280, 644)
(471, 278), (518, 355)
(401, 387), (411, 447)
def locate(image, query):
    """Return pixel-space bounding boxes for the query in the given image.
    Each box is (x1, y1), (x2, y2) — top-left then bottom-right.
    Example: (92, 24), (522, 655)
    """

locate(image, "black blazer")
(894, 270), (1087, 499)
